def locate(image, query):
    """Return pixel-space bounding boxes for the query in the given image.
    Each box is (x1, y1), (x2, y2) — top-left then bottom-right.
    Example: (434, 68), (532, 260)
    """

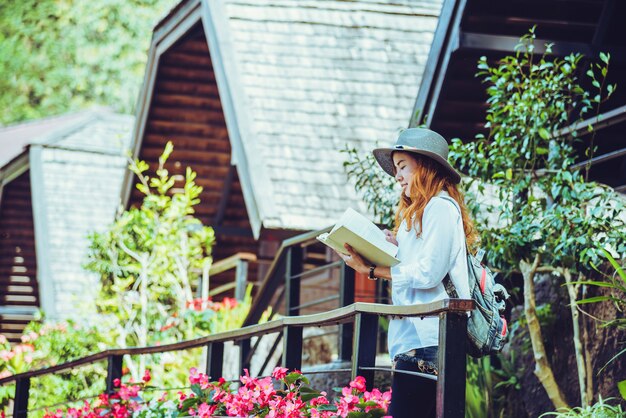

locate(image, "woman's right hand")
(383, 229), (398, 246)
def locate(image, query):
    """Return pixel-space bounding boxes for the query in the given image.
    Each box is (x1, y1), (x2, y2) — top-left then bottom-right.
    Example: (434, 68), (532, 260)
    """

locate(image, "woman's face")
(392, 152), (420, 197)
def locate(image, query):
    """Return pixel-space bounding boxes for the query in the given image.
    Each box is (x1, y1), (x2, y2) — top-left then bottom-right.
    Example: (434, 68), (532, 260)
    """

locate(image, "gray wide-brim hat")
(372, 128), (461, 184)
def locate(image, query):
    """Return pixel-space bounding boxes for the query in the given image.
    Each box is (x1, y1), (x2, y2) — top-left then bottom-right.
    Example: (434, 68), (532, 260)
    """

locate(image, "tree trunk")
(520, 254), (570, 410)
(563, 268), (587, 406)
(580, 282), (594, 403)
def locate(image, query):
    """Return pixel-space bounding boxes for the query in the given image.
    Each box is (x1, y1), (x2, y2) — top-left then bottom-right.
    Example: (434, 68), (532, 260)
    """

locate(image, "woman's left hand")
(336, 244), (369, 275)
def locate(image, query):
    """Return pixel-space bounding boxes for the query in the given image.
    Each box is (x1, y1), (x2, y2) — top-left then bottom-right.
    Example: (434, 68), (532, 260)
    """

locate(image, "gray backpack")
(443, 251), (510, 358)
(437, 196), (510, 357)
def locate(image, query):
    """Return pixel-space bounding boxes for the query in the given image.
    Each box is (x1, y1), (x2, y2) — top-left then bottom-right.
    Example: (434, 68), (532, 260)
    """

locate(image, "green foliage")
(342, 144), (398, 228)
(0, 321), (108, 415)
(23, 320), (107, 367)
(465, 357), (494, 418)
(85, 142), (216, 379)
(509, 304), (557, 356)
(24, 321), (109, 414)
(173, 288), (253, 339)
(539, 397), (624, 417)
(574, 249), (626, 375)
(0, 0), (178, 125)
(448, 27), (625, 272)
(577, 249), (626, 330)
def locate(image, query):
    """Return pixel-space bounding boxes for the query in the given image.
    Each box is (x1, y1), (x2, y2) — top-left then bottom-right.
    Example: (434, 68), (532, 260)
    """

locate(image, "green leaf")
(576, 296), (611, 304)
(347, 412), (368, 418)
(190, 383), (203, 397)
(317, 404), (339, 411)
(618, 380), (626, 400)
(569, 280), (620, 288)
(505, 168), (513, 180)
(301, 392), (322, 402)
(601, 249), (626, 284)
(599, 52), (609, 64)
(180, 396), (199, 411)
(538, 128), (550, 140)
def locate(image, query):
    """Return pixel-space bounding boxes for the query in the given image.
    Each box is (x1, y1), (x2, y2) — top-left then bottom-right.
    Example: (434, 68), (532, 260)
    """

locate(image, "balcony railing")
(0, 299), (473, 418)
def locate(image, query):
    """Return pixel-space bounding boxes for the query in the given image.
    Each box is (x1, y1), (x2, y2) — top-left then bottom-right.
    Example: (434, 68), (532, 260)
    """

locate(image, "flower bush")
(42, 367), (392, 418)
(157, 289), (253, 342)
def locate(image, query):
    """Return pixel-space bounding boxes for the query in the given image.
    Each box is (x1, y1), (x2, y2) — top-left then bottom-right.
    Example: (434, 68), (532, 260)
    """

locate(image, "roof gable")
(127, 0), (443, 235)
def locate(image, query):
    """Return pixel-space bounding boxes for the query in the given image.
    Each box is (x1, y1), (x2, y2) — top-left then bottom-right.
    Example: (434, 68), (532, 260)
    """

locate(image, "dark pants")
(388, 346), (438, 418)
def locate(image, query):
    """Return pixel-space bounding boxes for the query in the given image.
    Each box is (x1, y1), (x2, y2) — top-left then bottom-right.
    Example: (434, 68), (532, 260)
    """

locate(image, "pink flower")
(310, 394), (329, 406)
(0, 350), (14, 361)
(196, 403), (216, 418)
(142, 369), (151, 383)
(113, 378), (121, 388)
(118, 383), (140, 400)
(272, 366), (289, 380)
(349, 376), (367, 392)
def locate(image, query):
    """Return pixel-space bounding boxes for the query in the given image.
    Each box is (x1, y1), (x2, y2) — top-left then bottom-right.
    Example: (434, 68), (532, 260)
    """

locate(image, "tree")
(449, 29), (624, 409)
(0, 0), (177, 125)
(85, 142), (215, 380)
(343, 28), (626, 411)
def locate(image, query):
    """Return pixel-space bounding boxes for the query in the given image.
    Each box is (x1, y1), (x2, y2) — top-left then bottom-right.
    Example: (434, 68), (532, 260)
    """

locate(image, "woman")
(337, 128), (478, 418)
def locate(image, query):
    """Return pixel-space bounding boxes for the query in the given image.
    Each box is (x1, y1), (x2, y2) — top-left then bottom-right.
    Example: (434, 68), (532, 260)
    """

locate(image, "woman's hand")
(335, 244), (370, 275)
(383, 229), (398, 246)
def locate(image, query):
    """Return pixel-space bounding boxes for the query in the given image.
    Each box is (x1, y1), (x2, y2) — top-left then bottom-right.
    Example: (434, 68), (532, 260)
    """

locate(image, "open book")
(317, 208), (400, 267)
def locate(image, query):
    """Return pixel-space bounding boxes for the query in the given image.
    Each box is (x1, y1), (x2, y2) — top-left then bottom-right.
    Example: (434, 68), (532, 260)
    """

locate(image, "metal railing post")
(206, 342), (224, 379)
(106, 355), (123, 394)
(339, 263), (355, 361)
(13, 377), (30, 418)
(239, 338), (251, 376)
(436, 311), (468, 418)
(284, 246), (303, 316)
(282, 325), (303, 371)
(235, 259), (248, 301)
(351, 312), (378, 390)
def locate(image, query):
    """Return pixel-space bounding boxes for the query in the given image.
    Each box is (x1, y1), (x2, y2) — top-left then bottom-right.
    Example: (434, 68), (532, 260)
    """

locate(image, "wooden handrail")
(243, 226), (332, 326)
(0, 299), (473, 385)
(209, 252), (257, 276)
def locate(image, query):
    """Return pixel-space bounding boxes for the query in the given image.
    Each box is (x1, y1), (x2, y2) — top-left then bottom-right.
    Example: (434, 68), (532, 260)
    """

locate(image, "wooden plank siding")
(128, 23), (260, 294)
(129, 22), (340, 306)
(412, 0), (626, 191)
(0, 171), (38, 341)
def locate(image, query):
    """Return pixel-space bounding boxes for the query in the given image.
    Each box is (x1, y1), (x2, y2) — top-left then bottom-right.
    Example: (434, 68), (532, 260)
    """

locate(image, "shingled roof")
(125, 0), (443, 238)
(0, 108), (133, 337)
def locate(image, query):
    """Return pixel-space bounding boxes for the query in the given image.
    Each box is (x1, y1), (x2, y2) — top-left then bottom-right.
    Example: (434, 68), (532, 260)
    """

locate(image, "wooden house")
(411, 0), (626, 191)
(0, 109), (133, 340)
(123, 0), (445, 302)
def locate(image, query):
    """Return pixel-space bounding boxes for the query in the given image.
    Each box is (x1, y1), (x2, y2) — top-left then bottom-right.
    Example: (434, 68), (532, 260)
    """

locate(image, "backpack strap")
(436, 194), (464, 299)
(442, 273), (459, 299)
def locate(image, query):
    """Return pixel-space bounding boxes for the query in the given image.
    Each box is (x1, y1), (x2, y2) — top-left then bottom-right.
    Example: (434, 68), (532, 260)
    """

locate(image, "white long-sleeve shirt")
(388, 191), (470, 359)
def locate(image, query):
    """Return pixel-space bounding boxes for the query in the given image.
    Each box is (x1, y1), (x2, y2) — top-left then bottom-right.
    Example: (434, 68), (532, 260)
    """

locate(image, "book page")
(330, 226), (399, 267)
(316, 232), (349, 255)
(316, 208), (399, 267)
(338, 208), (397, 256)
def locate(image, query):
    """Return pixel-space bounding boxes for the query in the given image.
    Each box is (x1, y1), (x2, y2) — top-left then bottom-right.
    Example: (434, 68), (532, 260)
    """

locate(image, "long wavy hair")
(393, 153), (479, 252)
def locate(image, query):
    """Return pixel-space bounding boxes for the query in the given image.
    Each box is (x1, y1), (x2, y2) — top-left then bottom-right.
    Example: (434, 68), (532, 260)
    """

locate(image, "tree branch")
(563, 268), (588, 406)
(521, 253), (570, 410)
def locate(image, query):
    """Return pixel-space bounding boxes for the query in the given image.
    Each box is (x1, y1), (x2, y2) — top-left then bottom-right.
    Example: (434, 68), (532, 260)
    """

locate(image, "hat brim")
(373, 147), (462, 184)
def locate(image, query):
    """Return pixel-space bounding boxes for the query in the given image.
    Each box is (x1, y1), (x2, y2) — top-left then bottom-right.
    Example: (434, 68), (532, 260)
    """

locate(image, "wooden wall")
(0, 171), (38, 342)
(130, 23), (260, 294)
